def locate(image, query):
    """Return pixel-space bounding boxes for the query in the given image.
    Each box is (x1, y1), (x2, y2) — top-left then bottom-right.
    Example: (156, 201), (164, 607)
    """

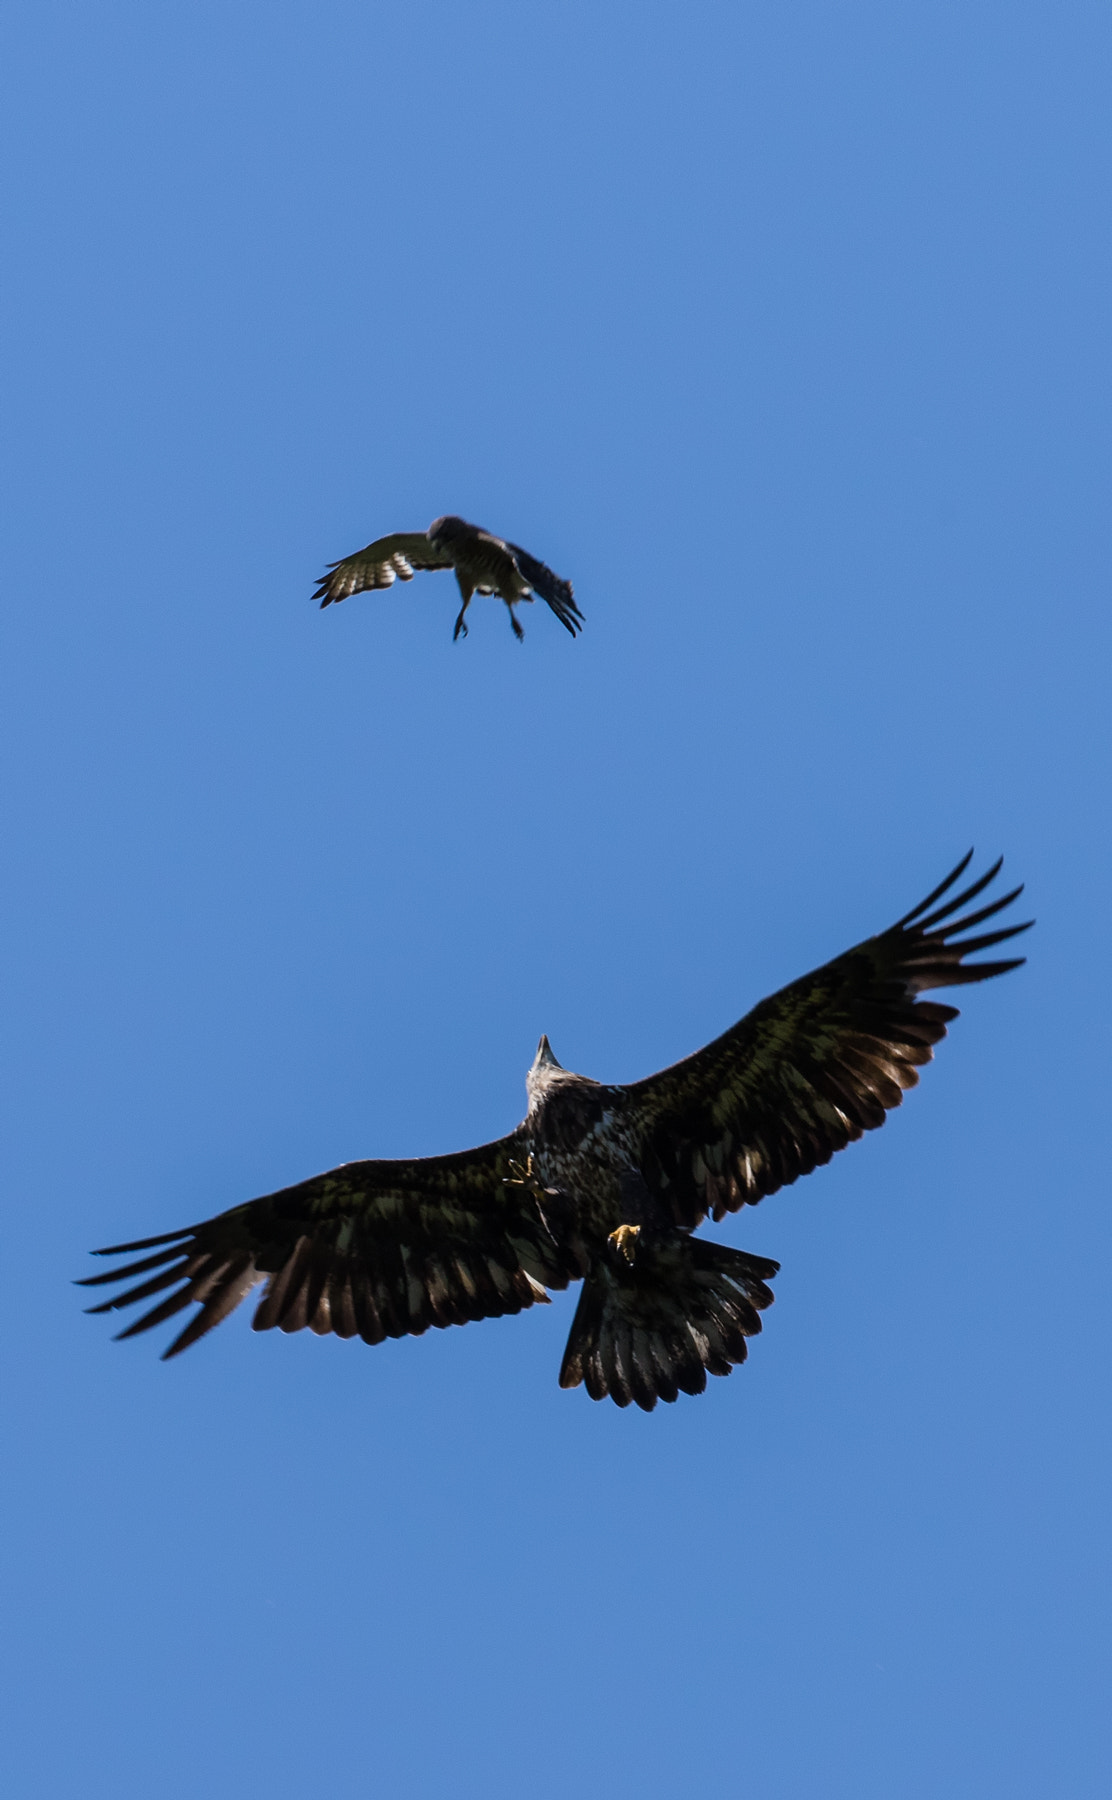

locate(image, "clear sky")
(2, 2), (1109, 1795)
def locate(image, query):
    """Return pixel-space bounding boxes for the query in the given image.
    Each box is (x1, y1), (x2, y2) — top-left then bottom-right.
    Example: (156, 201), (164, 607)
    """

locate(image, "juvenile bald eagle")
(314, 516), (582, 642)
(82, 854), (1028, 1410)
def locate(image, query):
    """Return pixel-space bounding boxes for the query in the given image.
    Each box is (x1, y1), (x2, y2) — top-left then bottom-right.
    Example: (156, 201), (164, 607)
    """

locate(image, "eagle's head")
(526, 1035), (602, 1118)
(526, 1034), (566, 1111)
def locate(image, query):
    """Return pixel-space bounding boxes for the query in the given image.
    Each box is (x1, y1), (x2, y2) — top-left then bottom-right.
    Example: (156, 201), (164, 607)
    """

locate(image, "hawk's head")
(427, 515), (471, 552)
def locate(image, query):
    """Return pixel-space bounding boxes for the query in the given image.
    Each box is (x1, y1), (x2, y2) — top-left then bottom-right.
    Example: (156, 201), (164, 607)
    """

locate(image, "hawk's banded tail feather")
(559, 1236), (778, 1411)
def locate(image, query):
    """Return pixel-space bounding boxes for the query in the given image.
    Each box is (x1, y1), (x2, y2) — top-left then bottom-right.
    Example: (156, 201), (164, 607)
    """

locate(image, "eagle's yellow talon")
(608, 1223), (642, 1265)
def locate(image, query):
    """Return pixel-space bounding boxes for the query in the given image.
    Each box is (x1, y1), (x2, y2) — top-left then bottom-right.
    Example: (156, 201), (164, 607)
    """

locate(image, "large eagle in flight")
(313, 515), (582, 642)
(82, 855), (1028, 1410)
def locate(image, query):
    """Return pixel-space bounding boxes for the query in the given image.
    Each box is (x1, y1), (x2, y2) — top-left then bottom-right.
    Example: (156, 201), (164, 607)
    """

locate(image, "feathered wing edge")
(629, 853), (1032, 1225)
(507, 543), (584, 636)
(314, 533), (454, 608)
(79, 1139), (580, 1361)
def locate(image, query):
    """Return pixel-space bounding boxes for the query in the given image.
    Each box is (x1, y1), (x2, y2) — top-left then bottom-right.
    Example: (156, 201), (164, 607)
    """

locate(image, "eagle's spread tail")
(558, 1235), (778, 1411)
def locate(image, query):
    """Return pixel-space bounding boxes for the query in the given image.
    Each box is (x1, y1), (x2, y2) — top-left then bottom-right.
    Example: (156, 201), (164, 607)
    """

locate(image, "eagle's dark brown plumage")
(313, 515), (582, 642)
(82, 854), (1029, 1409)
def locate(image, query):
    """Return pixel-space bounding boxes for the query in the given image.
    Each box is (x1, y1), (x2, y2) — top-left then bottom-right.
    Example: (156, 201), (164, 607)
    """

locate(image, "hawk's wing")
(626, 854), (1031, 1227)
(506, 542), (584, 637)
(314, 533), (453, 608)
(81, 1131), (582, 1359)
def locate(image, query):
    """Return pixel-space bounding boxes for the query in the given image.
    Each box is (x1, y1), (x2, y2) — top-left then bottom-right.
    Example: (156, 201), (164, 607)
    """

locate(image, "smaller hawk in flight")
(314, 515), (583, 642)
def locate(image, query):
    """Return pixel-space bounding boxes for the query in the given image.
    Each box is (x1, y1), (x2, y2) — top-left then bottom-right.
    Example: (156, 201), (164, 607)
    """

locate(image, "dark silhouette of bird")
(314, 515), (582, 642)
(82, 854), (1029, 1410)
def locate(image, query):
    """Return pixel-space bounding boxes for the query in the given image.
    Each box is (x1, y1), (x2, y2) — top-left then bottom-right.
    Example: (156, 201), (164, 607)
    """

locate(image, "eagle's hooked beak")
(532, 1034), (563, 1071)
(608, 1224), (641, 1266)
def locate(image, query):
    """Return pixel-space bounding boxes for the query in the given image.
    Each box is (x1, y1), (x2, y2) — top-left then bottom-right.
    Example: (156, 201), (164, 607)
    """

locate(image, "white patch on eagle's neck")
(526, 1035), (582, 1116)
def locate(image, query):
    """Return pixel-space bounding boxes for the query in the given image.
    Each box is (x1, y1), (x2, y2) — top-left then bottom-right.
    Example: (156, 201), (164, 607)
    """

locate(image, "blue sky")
(2, 2), (1109, 1795)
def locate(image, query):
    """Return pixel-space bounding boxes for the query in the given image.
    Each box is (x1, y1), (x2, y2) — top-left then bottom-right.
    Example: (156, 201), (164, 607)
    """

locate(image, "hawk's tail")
(558, 1234), (778, 1411)
(507, 544), (584, 636)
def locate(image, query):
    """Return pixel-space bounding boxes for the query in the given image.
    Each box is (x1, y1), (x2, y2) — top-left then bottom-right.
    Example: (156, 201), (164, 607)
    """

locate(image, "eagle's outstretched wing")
(314, 533), (453, 608)
(80, 1133), (582, 1359)
(627, 854), (1031, 1227)
(506, 542), (584, 636)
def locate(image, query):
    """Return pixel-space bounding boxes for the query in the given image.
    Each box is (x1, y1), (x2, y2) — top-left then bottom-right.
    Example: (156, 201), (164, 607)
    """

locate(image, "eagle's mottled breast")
(527, 1077), (639, 1238)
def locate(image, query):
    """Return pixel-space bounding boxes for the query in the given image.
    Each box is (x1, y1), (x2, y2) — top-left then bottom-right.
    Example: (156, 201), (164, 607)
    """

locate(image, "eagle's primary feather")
(82, 854), (1029, 1406)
